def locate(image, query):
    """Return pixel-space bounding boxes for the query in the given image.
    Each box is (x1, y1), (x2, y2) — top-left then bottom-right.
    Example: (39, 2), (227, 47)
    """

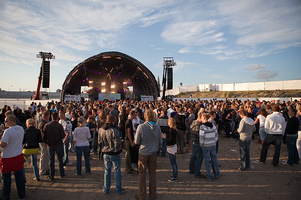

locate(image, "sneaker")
(66, 161), (73, 166)
(116, 189), (126, 196)
(168, 177), (178, 182)
(282, 161), (292, 166)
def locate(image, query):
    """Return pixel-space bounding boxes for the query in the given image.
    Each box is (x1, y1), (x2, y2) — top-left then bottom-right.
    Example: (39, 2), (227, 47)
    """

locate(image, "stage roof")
(61, 51), (159, 101)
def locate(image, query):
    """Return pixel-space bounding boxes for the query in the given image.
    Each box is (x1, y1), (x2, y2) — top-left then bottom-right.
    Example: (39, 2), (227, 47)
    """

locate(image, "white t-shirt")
(59, 119), (72, 138)
(1, 125), (24, 158)
(257, 115), (266, 128)
(132, 117), (141, 133)
(73, 127), (90, 147)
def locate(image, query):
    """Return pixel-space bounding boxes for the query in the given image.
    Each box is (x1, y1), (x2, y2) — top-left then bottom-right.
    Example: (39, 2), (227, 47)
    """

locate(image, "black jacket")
(23, 126), (42, 149)
(284, 116), (299, 135)
(166, 128), (177, 146)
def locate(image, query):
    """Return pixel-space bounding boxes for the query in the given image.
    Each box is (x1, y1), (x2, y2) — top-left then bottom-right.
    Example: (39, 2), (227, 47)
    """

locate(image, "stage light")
(111, 91), (116, 93)
(101, 82), (106, 86)
(101, 89), (106, 93)
(89, 81), (93, 84)
(123, 81), (127, 85)
(111, 84), (115, 89)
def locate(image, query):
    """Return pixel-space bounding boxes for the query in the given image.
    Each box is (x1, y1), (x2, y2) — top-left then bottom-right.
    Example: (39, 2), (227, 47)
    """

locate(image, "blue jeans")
(63, 137), (71, 164)
(202, 145), (220, 181)
(75, 146), (91, 175)
(48, 145), (65, 178)
(157, 138), (166, 157)
(286, 136), (299, 165)
(1, 168), (25, 200)
(168, 153), (178, 178)
(189, 143), (203, 177)
(260, 134), (282, 166)
(259, 127), (266, 141)
(24, 153), (39, 180)
(103, 154), (122, 194)
(239, 140), (251, 170)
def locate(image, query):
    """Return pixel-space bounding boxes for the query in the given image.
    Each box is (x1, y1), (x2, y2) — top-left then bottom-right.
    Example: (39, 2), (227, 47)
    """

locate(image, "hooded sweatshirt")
(99, 123), (122, 155)
(199, 122), (218, 148)
(237, 117), (256, 141)
(134, 121), (162, 155)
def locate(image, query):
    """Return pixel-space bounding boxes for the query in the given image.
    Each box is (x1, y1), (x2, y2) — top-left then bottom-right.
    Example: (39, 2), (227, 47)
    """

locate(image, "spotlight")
(101, 82), (106, 86)
(101, 89), (106, 93)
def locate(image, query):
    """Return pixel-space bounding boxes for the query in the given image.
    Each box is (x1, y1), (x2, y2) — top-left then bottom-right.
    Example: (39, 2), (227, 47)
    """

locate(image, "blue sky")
(0, 0), (300, 92)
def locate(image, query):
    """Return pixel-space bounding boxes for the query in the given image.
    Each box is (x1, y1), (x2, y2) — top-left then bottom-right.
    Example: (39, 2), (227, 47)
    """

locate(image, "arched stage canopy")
(61, 51), (159, 101)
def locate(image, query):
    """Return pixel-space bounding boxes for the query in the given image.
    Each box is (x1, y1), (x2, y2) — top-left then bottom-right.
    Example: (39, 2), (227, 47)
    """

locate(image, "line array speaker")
(42, 60), (50, 88)
(167, 67), (173, 90)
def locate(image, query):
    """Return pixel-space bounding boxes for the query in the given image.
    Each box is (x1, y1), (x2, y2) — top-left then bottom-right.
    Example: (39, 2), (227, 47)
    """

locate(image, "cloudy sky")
(0, 0), (300, 92)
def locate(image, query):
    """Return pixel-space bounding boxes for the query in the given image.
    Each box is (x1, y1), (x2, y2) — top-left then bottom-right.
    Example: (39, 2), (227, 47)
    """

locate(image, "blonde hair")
(77, 116), (86, 125)
(168, 117), (177, 130)
(144, 109), (156, 122)
(26, 118), (35, 127)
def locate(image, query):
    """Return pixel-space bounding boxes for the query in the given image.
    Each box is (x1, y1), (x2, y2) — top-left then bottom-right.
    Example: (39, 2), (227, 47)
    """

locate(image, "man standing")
(156, 109), (169, 157)
(99, 114), (125, 195)
(38, 111), (50, 176)
(283, 106), (299, 166)
(135, 109), (162, 200)
(237, 110), (256, 170)
(124, 110), (136, 175)
(174, 107), (186, 154)
(260, 104), (286, 166)
(189, 112), (203, 178)
(59, 110), (73, 166)
(43, 112), (66, 180)
(0, 115), (26, 200)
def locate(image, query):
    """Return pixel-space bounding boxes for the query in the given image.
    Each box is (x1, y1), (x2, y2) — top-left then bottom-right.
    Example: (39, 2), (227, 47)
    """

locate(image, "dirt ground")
(5, 135), (301, 200)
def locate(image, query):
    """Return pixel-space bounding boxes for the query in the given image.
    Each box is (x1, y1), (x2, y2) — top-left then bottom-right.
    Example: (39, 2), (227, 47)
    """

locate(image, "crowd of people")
(0, 98), (300, 200)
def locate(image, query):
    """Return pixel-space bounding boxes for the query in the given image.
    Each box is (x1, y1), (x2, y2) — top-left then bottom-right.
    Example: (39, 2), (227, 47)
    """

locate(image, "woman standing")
(23, 118), (42, 181)
(73, 116), (91, 175)
(164, 117), (178, 182)
(254, 108), (268, 144)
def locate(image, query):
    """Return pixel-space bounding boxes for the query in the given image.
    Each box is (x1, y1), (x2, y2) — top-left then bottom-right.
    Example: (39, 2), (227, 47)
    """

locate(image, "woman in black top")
(23, 118), (42, 181)
(164, 117), (178, 182)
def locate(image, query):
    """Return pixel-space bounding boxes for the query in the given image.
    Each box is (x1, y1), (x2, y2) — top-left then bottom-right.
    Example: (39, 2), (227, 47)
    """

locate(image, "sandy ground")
(4, 135), (301, 200)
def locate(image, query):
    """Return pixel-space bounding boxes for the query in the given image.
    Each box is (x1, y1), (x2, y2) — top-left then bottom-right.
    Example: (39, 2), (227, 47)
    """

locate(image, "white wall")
(283, 80), (301, 90)
(165, 79), (301, 96)
(265, 81), (283, 90)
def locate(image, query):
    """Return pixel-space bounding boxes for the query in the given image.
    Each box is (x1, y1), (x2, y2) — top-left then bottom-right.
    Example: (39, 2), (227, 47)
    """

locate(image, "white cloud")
(214, 0), (301, 47)
(162, 0), (301, 59)
(161, 20), (224, 46)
